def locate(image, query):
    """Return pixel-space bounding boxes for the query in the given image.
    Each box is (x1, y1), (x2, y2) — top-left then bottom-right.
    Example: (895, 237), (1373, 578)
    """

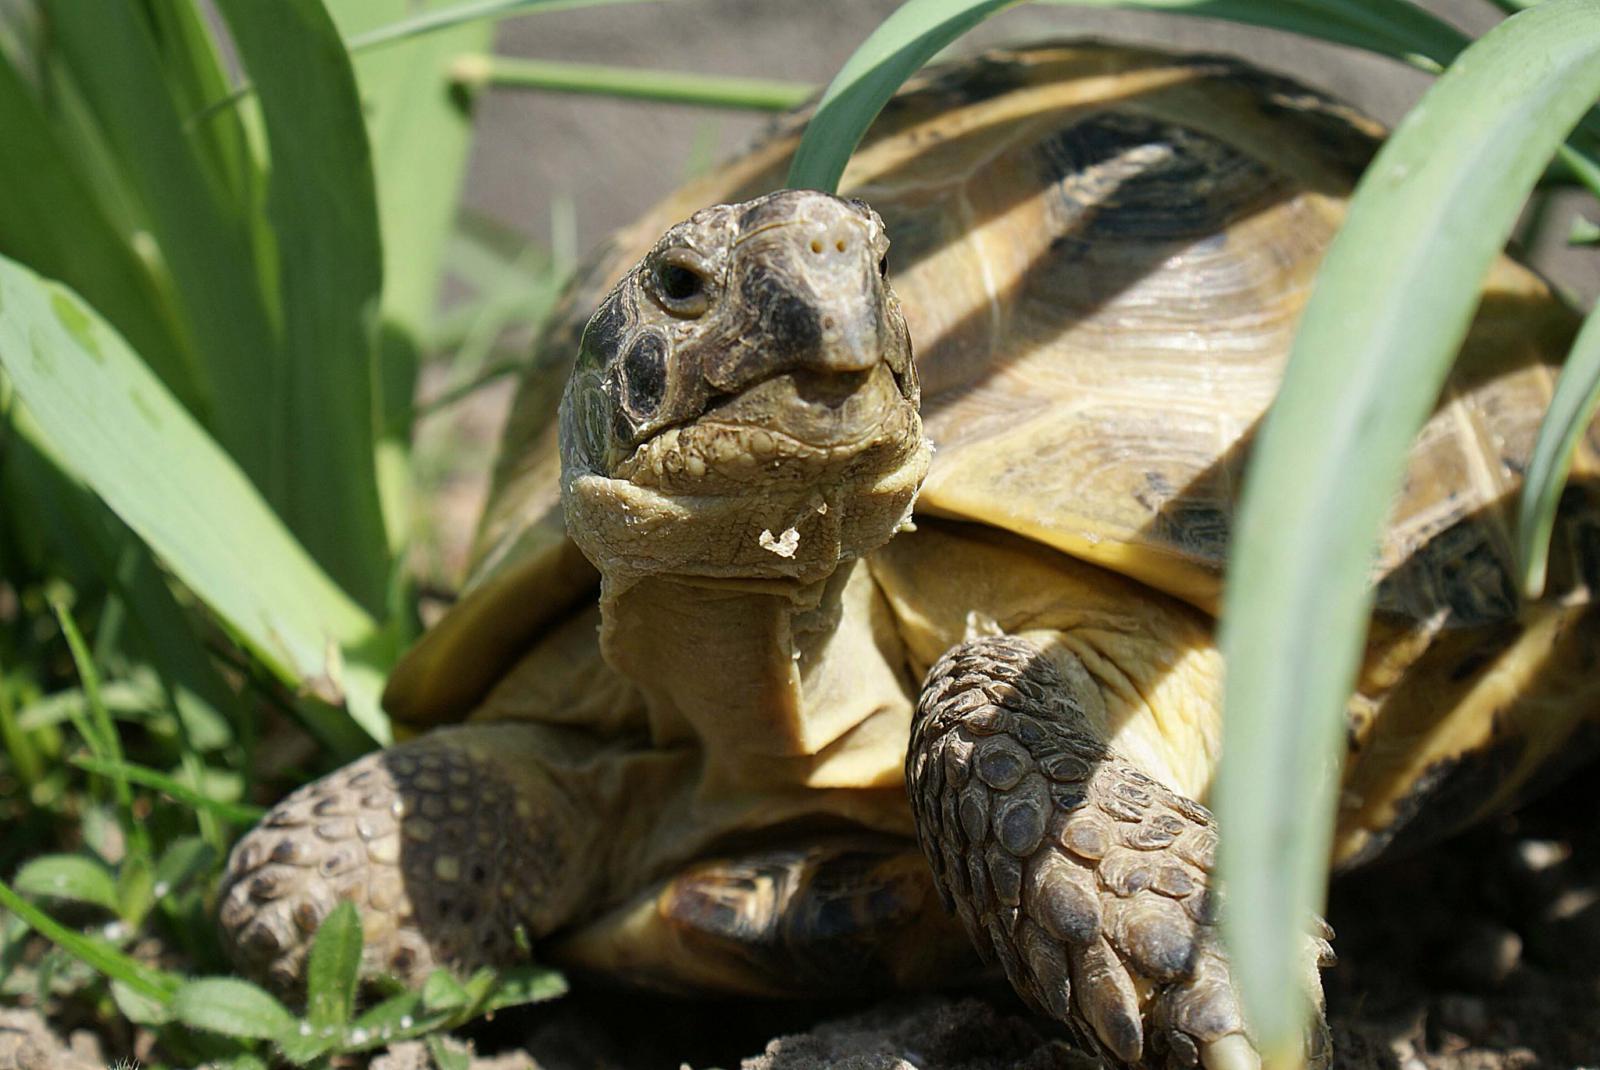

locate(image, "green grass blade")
(0, 256), (386, 750)
(0, 49), (200, 411)
(1035, 0), (1466, 65)
(1517, 302), (1600, 597)
(452, 56), (813, 111)
(329, 0), (495, 563)
(144, 0), (261, 207)
(50, 593), (151, 861)
(0, 877), (179, 1002)
(71, 757), (266, 825)
(12, 855), (119, 913)
(1213, 1), (1600, 1058)
(306, 901), (363, 1030)
(195, 0), (665, 121)
(345, 0), (657, 54)
(787, 0), (1017, 192)
(212, 0), (394, 615)
(39, 1), (283, 488)
(3, 417), (234, 756)
(784, 0), (1598, 193)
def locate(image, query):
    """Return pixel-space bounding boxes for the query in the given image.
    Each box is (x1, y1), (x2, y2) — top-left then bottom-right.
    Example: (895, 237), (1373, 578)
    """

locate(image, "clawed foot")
(909, 636), (1334, 1070)
(218, 725), (592, 994)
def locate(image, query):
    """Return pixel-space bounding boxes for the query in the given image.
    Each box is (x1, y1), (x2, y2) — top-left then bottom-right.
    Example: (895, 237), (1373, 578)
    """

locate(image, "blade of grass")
(330, 0), (494, 566)
(9, 404), (240, 753)
(1214, 1), (1600, 1059)
(345, 0), (657, 53)
(0, 256), (385, 753)
(0, 657), (43, 789)
(50, 593), (151, 862)
(1517, 302), (1600, 597)
(144, 0), (261, 213)
(194, 0), (666, 121)
(451, 55), (813, 111)
(0, 877), (178, 1002)
(212, 0), (394, 615)
(71, 757), (266, 825)
(787, 0), (1016, 192)
(0, 49), (200, 411)
(784, 0), (1600, 193)
(40, 1), (283, 491)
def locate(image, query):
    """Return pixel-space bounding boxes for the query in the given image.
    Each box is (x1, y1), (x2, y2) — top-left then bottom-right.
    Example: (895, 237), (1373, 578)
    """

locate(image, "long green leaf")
(0, 48), (199, 410)
(0, 255), (386, 750)
(1214, 2), (1600, 1059)
(3, 405), (236, 756)
(144, 0), (261, 214)
(330, 0), (494, 564)
(344, 0), (654, 53)
(783, 0), (1600, 193)
(194, 0), (664, 121)
(1517, 302), (1600, 597)
(71, 757), (266, 825)
(212, 0), (393, 615)
(51, 593), (151, 862)
(40, 1), (282, 485)
(452, 56), (813, 111)
(0, 877), (178, 1002)
(786, 0), (1016, 192)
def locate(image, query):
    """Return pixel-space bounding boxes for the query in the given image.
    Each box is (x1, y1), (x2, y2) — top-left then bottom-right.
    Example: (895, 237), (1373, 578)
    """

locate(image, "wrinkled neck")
(596, 557), (914, 790)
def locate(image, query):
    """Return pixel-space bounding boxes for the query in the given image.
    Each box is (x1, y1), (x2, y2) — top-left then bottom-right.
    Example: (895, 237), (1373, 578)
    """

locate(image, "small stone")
(1439, 920), (1522, 991)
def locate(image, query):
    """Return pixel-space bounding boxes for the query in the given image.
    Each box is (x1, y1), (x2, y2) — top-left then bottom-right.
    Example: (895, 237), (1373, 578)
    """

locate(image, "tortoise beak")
(711, 200), (890, 392)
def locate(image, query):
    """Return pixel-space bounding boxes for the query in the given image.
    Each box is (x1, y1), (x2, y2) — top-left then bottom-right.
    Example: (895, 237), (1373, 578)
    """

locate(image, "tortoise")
(218, 41), (1600, 1070)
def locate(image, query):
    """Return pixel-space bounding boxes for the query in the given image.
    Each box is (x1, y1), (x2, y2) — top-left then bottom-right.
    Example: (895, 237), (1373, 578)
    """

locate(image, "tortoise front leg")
(218, 723), (658, 993)
(907, 635), (1333, 1070)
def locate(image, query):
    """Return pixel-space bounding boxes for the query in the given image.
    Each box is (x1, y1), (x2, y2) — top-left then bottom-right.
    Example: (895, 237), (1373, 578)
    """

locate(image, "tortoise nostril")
(834, 238), (847, 253)
(810, 238), (824, 254)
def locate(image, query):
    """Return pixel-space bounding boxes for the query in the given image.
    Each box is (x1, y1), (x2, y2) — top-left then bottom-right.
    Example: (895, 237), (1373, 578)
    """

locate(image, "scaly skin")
(219, 725), (604, 993)
(909, 635), (1334, 1070)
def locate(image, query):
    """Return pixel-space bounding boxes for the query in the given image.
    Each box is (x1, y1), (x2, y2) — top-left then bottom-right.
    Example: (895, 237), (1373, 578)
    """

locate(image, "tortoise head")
(560, 190), (930, 586)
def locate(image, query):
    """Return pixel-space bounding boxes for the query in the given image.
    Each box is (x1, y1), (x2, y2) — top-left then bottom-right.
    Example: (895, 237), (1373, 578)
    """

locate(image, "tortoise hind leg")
(218, 723), (657, 994)
(550, 836), (977, 996)
(908, 635), (1333, 1070)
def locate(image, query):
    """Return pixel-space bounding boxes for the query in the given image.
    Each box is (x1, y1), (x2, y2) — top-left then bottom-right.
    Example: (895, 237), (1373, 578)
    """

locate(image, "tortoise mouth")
(615, 362), (919, 488)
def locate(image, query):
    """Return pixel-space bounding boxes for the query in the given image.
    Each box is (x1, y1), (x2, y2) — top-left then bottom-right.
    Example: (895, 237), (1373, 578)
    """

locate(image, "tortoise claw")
(218, 724), (592, 996)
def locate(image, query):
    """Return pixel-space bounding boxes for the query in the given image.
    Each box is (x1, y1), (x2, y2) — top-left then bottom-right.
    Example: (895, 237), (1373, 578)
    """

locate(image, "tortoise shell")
(385, 41), (1589, 725)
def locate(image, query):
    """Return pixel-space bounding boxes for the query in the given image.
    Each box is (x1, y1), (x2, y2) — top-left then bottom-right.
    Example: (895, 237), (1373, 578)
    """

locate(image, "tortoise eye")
(653, 253), (711, 317)
(878, 254), (889, 278)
